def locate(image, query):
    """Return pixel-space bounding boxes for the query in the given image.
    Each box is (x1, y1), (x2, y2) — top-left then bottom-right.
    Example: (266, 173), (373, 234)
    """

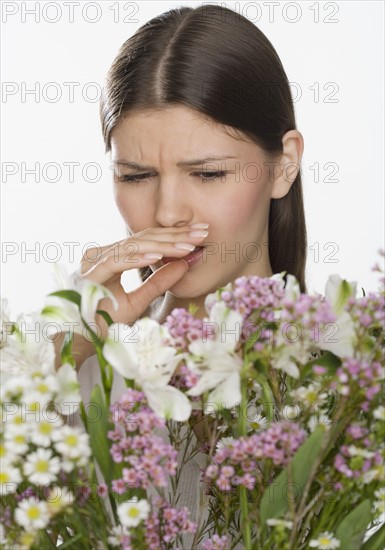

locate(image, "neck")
(153, 292), (208, 324)
(151, 261), (274, 325)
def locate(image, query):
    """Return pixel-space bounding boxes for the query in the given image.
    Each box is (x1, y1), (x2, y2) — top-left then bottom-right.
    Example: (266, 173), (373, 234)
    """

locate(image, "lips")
(162, 246), (204, 266)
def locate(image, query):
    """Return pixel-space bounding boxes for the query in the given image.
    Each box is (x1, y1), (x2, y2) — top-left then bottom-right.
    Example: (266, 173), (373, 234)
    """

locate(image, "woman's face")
(110, 105), (275, 299)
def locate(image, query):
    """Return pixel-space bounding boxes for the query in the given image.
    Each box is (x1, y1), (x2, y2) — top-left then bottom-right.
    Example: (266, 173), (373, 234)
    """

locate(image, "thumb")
(125, 260), (189, 322)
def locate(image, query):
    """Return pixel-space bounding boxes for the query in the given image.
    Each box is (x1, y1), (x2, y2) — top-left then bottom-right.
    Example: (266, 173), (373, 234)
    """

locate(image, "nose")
(153, 176), (193, 228)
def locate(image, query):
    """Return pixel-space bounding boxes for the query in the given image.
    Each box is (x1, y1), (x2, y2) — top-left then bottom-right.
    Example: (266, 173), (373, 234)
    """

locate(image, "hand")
(77, 224), (209, 335)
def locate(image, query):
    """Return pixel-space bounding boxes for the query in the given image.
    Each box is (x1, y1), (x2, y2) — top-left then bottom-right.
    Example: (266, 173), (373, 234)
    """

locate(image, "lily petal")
(325, 274), (357, 317)
(81, 280), (118, 325)
(319, 311), (356, 358)
(208, 371), (242, 409)
(186, 370), (230, 396)
(103, 324), (138, 379)
(143, 384), (192, 421)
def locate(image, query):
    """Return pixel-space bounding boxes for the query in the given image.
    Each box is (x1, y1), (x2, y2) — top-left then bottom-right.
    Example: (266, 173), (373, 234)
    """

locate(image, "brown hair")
(100, 4), (307, 292)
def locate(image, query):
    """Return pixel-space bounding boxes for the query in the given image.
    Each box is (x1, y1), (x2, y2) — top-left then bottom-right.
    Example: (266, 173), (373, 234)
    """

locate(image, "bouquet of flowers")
(1, 250), (384, 549)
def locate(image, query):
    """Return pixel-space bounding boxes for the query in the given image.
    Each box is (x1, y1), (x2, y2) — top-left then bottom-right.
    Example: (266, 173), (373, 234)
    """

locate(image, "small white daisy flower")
(346, 446), (375, 459)
(107, 525), (131, 547)
(0, 463), (22, 494)
(373, 405), (385, 421)
(24, 374), (58, 406)
(291, 383), (328, 407)
(117, 497), (150, 528)
(246, 405), (268, 430)
(52, 425), (91, 460)
(31, 417), (63, 447)
(216, 436), (235, 450)
(60, 459), (76, 473)
(3, 412), (30, 436)
(0, 438), (19, 464)
(282, 405), (301, 421)
(309, 532), (340, 549)
(23, 448), (61, 485)
(308, 413), (331, 432)
(46, 486), (75, 515)
(4, 430), (29, 454)
(14, 497), (50, 530)
(0, 376), (30, 401)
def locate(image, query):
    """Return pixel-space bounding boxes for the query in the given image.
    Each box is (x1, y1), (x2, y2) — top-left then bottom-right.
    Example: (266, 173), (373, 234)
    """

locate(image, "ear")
(270, 130), (304, 199)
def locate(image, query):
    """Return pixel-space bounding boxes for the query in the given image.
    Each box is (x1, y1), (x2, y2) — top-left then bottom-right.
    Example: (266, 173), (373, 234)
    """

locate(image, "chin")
(168, 272), (225, 300)
(167, 281), (205, 299)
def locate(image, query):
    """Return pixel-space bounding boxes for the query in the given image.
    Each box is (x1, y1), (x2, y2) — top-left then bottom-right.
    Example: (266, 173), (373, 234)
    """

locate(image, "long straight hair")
(100, 4), (307, 292)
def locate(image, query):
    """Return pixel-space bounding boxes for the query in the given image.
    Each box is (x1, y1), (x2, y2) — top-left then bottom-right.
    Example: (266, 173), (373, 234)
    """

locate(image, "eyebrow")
(112, 156), (238, 170)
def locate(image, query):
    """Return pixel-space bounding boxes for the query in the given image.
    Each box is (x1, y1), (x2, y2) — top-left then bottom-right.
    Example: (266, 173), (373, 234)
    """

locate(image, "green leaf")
(96, 309), (115, 327)
(258, 375), (274, 422)
(79, 401), (88, 432)
(48, 290), (81, 307)
(300, 351), (341, 380)
(87, 384), (114, 485)
(259, 425), (325, 527)
(334, 279), (353, 316)
(60, 331), (75, 367)
(335, 500), (372, 550)
(361, 523), (385, 550)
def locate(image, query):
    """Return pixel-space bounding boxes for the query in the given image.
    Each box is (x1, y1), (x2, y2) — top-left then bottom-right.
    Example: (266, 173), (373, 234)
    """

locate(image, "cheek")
(214, 182), (270, 231)
(114, 188), (147, 231)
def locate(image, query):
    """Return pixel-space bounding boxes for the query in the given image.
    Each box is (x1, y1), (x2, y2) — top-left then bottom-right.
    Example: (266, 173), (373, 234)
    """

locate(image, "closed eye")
(116, 171), (227, 184)
(117, 172), (156, 184)
(193, 171), (227, 182)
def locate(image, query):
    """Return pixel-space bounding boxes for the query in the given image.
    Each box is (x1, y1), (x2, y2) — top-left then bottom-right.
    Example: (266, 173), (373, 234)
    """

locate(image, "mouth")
(162, 246), (205, 267)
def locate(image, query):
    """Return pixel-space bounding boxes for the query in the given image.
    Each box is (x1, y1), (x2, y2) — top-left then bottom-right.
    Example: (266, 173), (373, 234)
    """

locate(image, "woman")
(66, 3), (306, 545)
(71, 3), (305, 347)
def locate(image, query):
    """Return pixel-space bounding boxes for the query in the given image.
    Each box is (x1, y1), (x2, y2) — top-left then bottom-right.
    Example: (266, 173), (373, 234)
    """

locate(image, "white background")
(1, 0), (384, 318)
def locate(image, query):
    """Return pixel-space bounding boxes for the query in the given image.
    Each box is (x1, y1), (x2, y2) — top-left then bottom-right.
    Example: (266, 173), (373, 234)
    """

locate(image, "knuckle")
(82, 246), (102, 264)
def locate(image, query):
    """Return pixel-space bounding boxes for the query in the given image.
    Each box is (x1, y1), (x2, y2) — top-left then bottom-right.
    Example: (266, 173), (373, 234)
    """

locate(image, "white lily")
(283, 273), (301, 302)
(319, 274), (357, 357)
(186, 301), (243, 409)
(325, 274), (357, 317)
(0, 311), (56, 381)
(103, 318), (191, 421)
(41, 263), (118, 334)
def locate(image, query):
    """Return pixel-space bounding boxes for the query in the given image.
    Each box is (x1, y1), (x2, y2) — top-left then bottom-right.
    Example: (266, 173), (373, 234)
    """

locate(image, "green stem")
(238, 359), (252, 549)
(94, 343), (112, 409)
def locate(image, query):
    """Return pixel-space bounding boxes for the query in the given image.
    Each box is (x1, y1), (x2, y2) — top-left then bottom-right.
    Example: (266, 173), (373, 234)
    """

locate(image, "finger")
(84, 226), (208, 266)
(80, 228), (187, 267)
(125, 260), (189, 323)
(81, 239), (203, 285)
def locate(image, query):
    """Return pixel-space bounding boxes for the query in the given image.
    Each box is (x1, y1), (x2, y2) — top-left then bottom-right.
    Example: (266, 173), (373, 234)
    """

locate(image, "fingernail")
(189, 223), (209, 229)
(188, 230), (209, 238)
(143, 253), (163, 259)
(174, 243), (196, 251)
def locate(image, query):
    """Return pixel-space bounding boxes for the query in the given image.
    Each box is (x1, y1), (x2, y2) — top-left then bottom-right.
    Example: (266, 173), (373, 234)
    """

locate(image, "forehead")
(110, 105), (259, 160)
